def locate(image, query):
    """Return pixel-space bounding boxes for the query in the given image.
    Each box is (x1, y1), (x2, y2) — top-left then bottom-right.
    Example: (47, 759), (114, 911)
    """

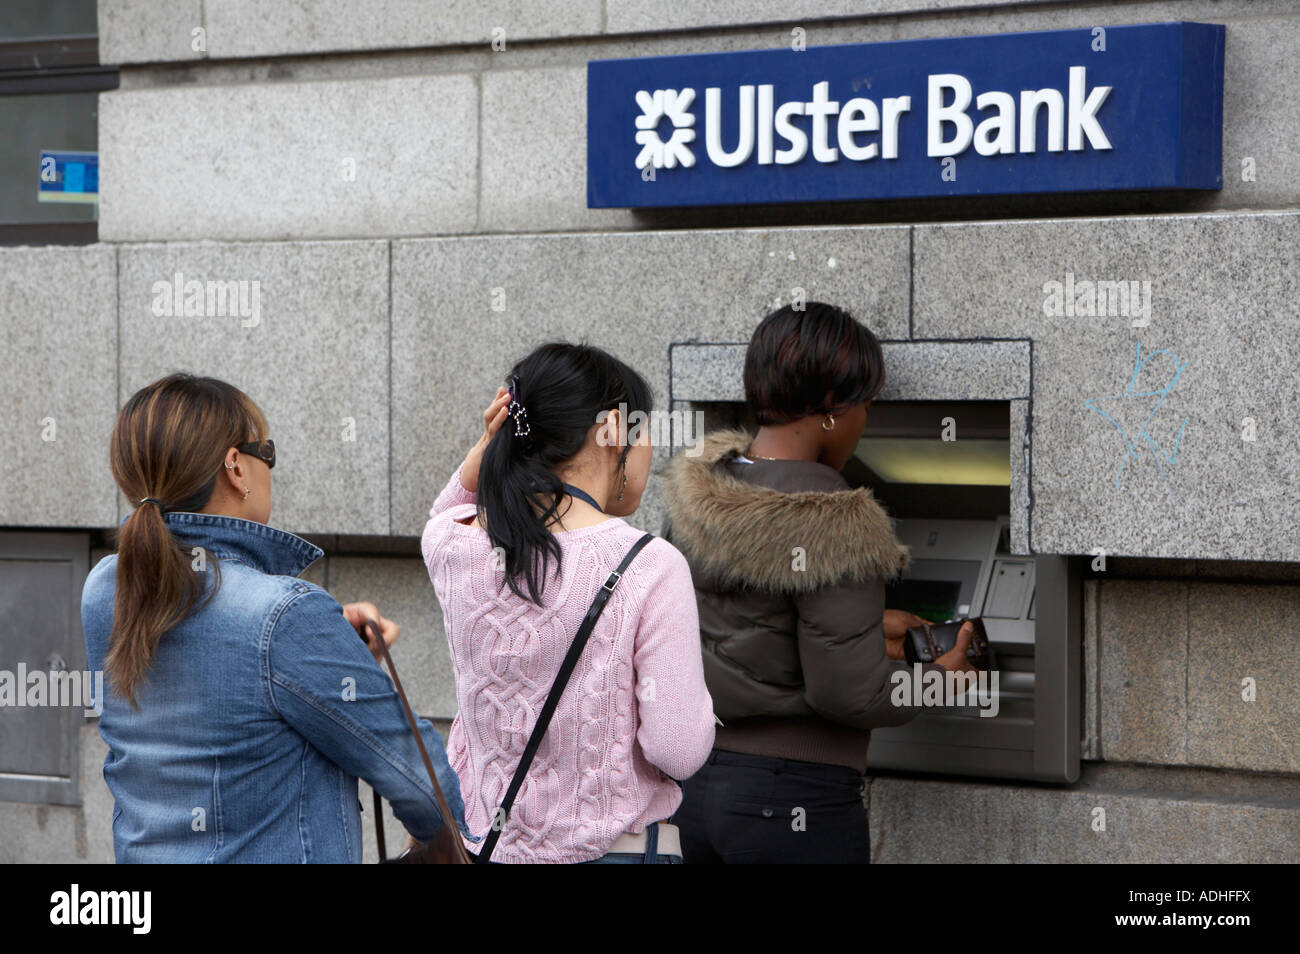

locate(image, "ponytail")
(477, 343), (652, 604)
(106, 373), (268, 709)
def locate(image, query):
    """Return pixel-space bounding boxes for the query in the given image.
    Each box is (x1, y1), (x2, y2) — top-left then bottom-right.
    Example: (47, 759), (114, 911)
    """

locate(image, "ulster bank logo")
(635, 88), (697, 170)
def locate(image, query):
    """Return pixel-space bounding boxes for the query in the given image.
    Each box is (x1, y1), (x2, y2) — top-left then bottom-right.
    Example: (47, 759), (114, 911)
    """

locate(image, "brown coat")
(662, 429), (936, 769)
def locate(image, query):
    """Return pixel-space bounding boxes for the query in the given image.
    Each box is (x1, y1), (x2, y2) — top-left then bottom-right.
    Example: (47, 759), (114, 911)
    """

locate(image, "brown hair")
(106, 373), (268, 709)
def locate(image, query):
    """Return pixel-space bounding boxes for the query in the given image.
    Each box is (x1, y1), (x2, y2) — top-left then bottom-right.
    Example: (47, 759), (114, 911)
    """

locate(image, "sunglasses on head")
(236, 439), (276, 469)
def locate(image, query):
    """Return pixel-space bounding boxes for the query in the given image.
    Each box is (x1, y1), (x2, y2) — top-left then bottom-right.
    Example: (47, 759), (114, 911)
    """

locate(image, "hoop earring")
(822, 413), (836, 432)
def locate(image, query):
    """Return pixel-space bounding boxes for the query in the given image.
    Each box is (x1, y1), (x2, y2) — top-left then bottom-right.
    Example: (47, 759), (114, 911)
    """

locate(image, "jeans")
(670, 749), (871, 864)
(579, 822), (682, 864)
(479, 822), (683, 864)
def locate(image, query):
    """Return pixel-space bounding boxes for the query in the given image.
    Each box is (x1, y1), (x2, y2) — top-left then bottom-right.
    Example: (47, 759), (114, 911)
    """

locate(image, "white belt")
(609, 822), (681, 858)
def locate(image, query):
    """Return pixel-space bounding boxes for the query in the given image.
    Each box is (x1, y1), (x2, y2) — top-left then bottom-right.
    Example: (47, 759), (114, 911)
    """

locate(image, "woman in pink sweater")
(422, 342), (716, 863)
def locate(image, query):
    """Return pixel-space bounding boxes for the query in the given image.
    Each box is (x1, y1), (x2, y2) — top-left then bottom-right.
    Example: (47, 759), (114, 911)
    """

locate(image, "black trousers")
(670, 748), (871, 864)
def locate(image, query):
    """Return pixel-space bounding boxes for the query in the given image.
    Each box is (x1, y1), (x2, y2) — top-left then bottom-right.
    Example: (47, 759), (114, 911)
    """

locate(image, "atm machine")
(670, 340), (1081, 785)
(848, 401), (1080, 783)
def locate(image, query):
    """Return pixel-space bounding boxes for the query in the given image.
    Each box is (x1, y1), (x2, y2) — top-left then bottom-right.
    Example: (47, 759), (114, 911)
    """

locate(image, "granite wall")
(3, 0), (1298, 863)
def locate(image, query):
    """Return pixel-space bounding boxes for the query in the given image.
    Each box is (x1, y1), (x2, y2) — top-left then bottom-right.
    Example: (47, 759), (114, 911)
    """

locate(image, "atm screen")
(885, 578), (962, 622)
(885, 557), (984, 622)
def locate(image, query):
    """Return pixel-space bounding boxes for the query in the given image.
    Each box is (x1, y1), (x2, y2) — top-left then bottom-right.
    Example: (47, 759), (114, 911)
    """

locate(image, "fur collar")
(662, 429), (910, 593)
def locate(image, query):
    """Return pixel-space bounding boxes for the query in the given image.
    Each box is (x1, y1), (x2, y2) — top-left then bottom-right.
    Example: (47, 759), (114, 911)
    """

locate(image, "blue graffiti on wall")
(1083, 343), (1189, 489)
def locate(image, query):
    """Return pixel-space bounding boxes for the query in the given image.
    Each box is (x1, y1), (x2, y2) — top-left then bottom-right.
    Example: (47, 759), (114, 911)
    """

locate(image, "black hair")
(478, 342), (653, 604)
(743, 301), (886, 426)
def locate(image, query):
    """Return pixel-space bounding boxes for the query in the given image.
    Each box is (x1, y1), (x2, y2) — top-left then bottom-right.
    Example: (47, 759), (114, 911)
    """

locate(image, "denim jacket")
(82, 511), (477, 863)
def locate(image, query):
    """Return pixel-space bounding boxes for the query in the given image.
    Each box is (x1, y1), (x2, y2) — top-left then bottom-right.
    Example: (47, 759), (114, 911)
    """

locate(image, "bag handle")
(476, 532), (655, 864)
(362, 617), (472, 864)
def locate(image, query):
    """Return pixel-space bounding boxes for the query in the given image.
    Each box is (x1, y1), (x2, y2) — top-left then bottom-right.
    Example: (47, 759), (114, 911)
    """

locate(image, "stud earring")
(822, 413), (836, 431)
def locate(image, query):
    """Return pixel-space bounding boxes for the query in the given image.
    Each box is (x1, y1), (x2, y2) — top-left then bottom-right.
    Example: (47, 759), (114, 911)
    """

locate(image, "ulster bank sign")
(587, 22), (1224, 207)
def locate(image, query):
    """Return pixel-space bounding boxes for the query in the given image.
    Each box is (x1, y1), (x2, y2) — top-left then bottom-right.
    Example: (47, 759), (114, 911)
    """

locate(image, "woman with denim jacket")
(81, 373), (473, 862)
(421, 343), (716, 863)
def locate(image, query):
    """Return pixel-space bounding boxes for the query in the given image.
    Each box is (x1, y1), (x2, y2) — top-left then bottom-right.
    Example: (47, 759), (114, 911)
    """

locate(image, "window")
(0, 0), (117, 244)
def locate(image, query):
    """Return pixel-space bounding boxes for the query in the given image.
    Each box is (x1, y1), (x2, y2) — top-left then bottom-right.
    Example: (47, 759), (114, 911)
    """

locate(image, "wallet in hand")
(904, 617), (996, 671)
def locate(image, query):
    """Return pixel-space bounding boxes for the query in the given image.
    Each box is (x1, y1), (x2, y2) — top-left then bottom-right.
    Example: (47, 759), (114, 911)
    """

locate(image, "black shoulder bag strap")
(474, 531), (655, 863)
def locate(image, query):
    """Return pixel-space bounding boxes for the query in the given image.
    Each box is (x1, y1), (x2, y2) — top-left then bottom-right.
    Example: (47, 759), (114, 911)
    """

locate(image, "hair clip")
(507, 375), (531, 438)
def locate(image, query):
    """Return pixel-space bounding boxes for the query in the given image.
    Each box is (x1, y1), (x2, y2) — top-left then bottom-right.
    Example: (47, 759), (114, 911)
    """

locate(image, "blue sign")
(587, 22), (1224, 208)
(38, 150), (99, 203)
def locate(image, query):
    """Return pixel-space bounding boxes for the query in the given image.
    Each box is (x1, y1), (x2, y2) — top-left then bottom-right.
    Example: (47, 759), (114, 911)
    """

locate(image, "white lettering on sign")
(930, 67), (1111, 156)
(699, 81), (911, 168)
(635, 66), (1110, 172)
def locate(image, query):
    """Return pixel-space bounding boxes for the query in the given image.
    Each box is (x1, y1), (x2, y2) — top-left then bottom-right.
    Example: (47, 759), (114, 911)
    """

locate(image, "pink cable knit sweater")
(421, 468), (716, 863)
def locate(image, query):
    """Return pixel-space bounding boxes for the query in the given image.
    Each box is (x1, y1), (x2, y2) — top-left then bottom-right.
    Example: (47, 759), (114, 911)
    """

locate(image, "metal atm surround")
(850, 401), (1081, 784)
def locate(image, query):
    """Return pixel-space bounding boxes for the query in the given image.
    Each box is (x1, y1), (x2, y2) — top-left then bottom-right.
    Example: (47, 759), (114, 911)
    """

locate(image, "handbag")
(362, 617), (472, 863)
(366, 531), (655, 864)
(903, 617), (997, 671)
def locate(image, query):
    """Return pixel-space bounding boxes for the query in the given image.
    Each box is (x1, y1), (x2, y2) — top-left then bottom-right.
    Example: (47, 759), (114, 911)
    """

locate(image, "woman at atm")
(663, 301), (976, 863)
